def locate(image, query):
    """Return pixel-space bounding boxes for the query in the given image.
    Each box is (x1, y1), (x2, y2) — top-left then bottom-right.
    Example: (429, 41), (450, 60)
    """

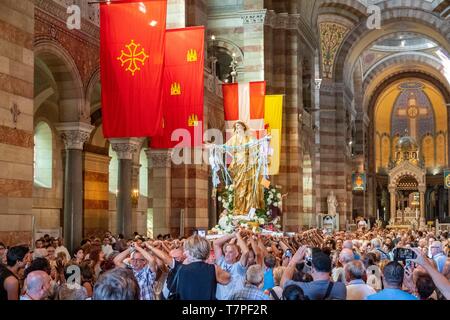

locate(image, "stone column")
(55, 122), (94, 253)
(148, 149), (172, 236)
(132, 163), (146, 235)
(109, 138), (141, 238)
(419, 186), (426, 228)
(389, 187), (396, 225)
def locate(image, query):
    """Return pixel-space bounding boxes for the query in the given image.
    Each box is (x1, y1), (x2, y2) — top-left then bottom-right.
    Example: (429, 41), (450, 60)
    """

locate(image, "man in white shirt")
(102, 237), (114, 258)
(345, 260), (376, 300)
(54, 238), (71, 261)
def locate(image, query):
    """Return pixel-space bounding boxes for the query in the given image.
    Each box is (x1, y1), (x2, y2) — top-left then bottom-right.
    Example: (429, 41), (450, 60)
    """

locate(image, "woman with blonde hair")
(169, 235), (230, 300)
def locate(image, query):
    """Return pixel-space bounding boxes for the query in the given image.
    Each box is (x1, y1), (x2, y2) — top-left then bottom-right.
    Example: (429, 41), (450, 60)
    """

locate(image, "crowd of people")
(0, 227), (449, 300)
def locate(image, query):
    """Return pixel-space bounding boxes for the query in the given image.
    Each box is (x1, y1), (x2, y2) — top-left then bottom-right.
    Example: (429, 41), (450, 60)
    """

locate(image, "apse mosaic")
(375, 80), (448, 172)
(391, 82), (435, 141)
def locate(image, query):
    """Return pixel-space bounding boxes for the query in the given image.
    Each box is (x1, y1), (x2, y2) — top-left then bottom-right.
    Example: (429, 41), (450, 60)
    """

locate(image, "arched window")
(108, 145), (118, 194)
(139, 149), (148, 196)
(34, 122), (53, 188)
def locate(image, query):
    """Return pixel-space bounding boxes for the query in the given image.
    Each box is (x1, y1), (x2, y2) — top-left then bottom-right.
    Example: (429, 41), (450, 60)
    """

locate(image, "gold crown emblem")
(187, 49), (197, 62)
(188, 114), (199, 127)
(170, 82), (181, 95)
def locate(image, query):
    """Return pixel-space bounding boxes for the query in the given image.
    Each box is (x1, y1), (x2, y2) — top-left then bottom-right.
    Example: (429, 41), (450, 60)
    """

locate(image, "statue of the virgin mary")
(226, 121), (265, 215)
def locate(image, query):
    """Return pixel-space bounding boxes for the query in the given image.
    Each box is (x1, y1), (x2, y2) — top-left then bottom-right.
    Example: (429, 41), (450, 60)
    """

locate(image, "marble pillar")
(389, 188), (396, 224)
(110, 138), (141, 238)
(55, 122), (94, 253)
(148, 149), (172, 236)
(419, 186), (426, 228)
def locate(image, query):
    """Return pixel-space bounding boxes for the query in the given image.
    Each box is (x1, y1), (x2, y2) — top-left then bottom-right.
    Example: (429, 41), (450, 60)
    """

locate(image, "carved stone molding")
(147, 149), (172, 168)
(35, 0), (100, 40)
(264, 11), (316, 51)
(241, 10), (266, 24)
(109, 138), (142, 160)
(55, 122), (94, 150)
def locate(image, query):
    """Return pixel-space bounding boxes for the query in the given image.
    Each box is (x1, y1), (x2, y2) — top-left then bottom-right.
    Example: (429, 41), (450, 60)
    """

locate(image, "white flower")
(258, 218), (265, 225)
(277, 193), (281, 199)
(268, 199), (272, 205)
(218, 196), (222, 201)
(269, 194), (273, 199)
(273, 202), (278, 207)
(218, 216), (229, 229)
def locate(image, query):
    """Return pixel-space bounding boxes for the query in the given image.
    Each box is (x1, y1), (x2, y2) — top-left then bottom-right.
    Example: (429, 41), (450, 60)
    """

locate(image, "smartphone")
(405, 259), (415, 270)
(393, 248), (417, 261)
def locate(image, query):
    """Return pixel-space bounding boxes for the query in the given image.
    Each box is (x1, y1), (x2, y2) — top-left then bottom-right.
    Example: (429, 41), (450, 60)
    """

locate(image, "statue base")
(209, 211), (282, 235)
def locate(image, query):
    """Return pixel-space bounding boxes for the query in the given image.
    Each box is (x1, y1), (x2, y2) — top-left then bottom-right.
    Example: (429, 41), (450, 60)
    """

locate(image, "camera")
(393, 248), (417, 261)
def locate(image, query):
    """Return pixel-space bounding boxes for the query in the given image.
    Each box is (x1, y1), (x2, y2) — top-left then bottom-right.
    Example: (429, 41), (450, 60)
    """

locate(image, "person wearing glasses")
(113, 242), (157, 300)
(430, 241), (447, 273)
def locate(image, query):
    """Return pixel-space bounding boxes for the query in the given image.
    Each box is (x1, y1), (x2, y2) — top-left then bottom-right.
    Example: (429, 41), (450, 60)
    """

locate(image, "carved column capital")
(55, 122), (94, 150)
(148, 149), (172, 168)
(109, 138), (142, 160)
(241, 10), (267, 25)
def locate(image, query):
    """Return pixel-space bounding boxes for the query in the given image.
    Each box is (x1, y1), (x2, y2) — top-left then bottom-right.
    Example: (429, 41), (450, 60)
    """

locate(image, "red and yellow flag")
(151, 26), (205, 148)
(100, 0), (167, 138)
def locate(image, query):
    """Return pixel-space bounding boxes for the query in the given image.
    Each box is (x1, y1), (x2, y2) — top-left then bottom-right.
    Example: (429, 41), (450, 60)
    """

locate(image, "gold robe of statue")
(226, 121), (265, 215)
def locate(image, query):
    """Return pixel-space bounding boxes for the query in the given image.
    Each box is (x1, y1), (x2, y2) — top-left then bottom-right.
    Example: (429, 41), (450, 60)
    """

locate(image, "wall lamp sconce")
(131, 188), (139, 208)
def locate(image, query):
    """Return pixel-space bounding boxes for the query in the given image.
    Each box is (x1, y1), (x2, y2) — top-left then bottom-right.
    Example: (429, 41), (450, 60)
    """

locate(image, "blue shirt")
(366, 288), (418, 300)
(263, 268), (275, 291)
(216, 256), (247, 300)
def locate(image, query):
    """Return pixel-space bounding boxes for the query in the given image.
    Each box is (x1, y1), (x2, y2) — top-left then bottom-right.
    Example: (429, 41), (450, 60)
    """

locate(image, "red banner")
(100, 0), (167, 138)
(151, 26), (205, 149)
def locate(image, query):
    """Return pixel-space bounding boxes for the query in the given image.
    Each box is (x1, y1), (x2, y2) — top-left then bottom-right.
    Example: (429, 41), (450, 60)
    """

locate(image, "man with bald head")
(332, 248), (355, 283)
(20, 270), (51, 300)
